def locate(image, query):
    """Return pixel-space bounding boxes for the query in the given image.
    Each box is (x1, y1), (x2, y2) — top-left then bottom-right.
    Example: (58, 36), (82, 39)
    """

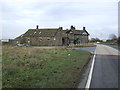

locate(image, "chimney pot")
(59, 27), (63, 30)
(36, 25), (39, 29)
(83, 27), (85, 30)
(70, 25), (75, 30)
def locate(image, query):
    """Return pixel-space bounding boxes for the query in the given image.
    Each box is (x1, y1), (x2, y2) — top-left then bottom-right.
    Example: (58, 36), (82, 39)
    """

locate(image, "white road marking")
(85, 44), (120, 89)
(85, 49), (96, 89)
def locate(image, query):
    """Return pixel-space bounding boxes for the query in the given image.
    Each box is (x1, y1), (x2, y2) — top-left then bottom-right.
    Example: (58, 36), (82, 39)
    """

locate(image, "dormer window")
(34, 31), (36, 34)
(21, 35), (23, 37)
(82, 32), (87, 35)
(54, 38), (56, 40)
(70, 32), (72, 33)
(40, 39), (42, 41)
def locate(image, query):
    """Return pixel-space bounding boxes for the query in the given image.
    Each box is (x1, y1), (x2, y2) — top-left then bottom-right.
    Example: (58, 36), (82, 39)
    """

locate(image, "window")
(76, 35), (79, 38)
(28, 41), (30, 43)
(70, 31), (73, 34)
(82, 32), (87, 35)
(40, 39), (42, 41)
(34, 31), (36, 34)
(21, 35), (23, 37)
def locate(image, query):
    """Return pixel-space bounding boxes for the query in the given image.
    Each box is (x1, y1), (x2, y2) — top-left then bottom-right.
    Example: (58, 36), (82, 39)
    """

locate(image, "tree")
(109, 34), (117, 40)
(118, 36), (120, 44)
(90, 38), (103, 42)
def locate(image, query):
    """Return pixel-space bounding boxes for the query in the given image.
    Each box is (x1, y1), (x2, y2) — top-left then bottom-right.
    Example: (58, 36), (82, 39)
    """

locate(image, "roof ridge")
(29, 28), (59, 30)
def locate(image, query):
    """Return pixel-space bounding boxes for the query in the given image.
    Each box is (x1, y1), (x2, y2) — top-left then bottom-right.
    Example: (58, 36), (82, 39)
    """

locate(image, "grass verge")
(2, 46), (91, 88)
(69, 44), (96, 48)
(100, 42), (120, 46)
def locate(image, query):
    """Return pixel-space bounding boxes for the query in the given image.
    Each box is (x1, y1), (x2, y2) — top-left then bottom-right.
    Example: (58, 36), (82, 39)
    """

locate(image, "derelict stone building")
(15, 25), (89, 46)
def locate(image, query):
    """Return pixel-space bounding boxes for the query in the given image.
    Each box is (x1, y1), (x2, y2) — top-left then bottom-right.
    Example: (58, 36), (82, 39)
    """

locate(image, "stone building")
(15, 25), (89, 46)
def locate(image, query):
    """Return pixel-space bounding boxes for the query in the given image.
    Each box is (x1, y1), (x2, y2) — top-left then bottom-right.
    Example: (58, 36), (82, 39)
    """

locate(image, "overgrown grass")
(75, 44), (96, 47)
(100, 42), (120, 46)
(69, 44), (96, 48)
(2, 46), (91, 88)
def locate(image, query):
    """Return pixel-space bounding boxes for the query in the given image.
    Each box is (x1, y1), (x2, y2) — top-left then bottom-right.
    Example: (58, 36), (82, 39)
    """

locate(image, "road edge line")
(85, 49), (96, 89)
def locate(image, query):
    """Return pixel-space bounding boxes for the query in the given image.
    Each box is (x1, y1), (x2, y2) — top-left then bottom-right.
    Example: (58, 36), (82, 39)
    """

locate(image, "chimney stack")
(59, 27), (63, 30)
(83, 27), (86, 30)
(36, 25), (39, 29)
(70, 25), (75, 30)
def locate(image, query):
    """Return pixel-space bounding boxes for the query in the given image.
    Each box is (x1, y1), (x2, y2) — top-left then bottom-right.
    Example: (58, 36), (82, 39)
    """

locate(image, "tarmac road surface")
(105, 44), (120, 51)
(90, 44), (120, 88)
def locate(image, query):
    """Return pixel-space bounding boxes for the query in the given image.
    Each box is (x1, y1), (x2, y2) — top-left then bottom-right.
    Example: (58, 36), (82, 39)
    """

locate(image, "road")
(90, 44), (120, 88)
(75, 47), (96, 54)
(105, 44), (120, 51)
(75, 46), (96, 88)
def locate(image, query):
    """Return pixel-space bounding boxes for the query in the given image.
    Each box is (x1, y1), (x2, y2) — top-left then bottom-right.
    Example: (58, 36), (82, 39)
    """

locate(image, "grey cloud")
(1, 1), (118, 39)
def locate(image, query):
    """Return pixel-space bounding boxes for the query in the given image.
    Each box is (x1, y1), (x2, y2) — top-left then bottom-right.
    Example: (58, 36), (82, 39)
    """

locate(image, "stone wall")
(14, 28), (89, 46)
(22, 31), (63, 46)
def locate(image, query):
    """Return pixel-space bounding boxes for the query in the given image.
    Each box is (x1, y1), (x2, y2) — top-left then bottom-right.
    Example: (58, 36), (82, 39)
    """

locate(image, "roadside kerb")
(85, 49), (96, 89)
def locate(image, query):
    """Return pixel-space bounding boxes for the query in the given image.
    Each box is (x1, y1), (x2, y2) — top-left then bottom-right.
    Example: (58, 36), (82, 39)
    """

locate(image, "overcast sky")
(0, 0), (119, 40)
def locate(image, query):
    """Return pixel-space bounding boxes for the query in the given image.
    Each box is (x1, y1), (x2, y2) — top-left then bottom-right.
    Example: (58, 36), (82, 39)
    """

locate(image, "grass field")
(2, 46), (91, 88)
(75, 44), (96, 47)
(69, 43), (96, 47)
(100, 42), (120, 46)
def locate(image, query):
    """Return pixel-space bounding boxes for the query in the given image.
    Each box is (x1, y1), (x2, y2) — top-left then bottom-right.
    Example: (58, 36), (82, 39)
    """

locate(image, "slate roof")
(74, 30), (84, 34)
(62, 29), (89, 35)
(74, 30), (89, 35)
(23, 28), (59, 37)
(15, 26), (89, 40)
